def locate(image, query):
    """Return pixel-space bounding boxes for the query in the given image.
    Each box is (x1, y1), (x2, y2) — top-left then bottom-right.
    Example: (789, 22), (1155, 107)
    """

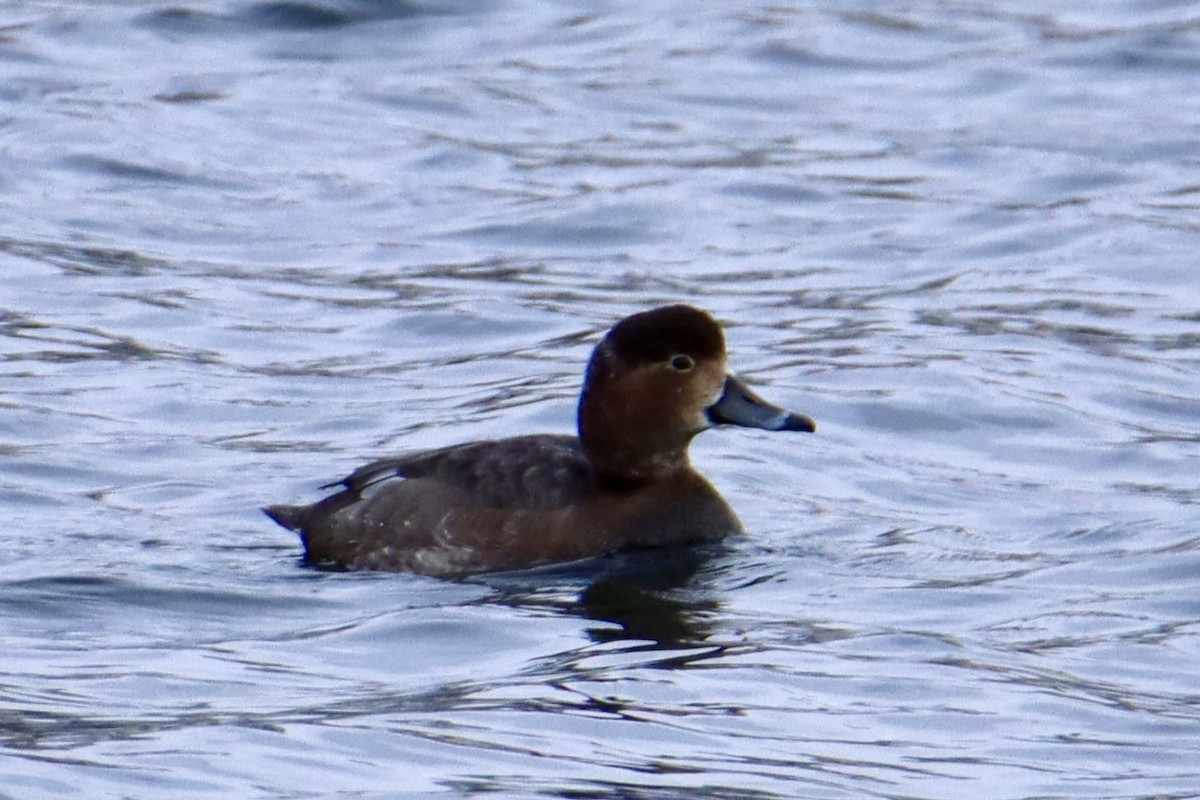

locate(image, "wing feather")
(323, 434), (592, 510)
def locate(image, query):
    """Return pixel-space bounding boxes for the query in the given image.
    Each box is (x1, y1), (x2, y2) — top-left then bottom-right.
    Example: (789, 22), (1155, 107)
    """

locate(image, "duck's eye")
(669, 354), (695, 372)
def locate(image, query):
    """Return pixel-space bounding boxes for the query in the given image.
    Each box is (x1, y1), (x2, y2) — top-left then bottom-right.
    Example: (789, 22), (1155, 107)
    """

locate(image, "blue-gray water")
(2, 1), (1198, 798)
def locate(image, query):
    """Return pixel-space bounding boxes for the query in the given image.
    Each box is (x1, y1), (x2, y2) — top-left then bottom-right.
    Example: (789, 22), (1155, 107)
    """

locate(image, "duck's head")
(577, 304), (815, 483)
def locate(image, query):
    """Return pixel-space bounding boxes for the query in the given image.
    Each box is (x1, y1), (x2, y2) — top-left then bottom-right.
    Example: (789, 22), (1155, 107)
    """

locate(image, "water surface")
(2, 1), (1198, 798)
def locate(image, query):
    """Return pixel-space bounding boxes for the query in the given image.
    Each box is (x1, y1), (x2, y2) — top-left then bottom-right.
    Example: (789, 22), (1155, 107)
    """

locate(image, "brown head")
(577, 304), (814, 484)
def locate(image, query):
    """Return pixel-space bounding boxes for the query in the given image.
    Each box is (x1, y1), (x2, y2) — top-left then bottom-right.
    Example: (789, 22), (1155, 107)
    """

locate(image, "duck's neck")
(577, 340), (696, 485)
(585, 441), (693, 487)
(578, 400), (694, 485)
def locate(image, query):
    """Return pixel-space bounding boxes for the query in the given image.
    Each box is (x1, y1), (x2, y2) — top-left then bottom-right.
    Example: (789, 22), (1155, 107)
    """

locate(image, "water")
(2, 0), (1198, 797)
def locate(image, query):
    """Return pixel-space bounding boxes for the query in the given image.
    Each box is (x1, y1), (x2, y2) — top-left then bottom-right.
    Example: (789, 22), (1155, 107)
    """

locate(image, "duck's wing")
(323, 433), (593, 510)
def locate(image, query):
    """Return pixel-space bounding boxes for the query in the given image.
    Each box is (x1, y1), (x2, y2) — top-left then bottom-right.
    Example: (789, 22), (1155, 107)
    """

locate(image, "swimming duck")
(264, 304), (815, 576)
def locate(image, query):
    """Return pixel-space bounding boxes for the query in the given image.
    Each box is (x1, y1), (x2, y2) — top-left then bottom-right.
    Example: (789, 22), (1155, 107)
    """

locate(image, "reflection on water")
(2, 0), (1199, 797)
(485, 545), (727, 648)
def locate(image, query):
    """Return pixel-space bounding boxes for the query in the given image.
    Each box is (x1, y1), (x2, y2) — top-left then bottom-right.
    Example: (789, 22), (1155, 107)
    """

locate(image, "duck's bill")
(707, 374), (816, 433)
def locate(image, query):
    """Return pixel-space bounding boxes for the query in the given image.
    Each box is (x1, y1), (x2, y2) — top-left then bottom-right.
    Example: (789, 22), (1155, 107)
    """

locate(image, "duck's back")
(264, 434), (597, 574)
(328, 434), (591, 509)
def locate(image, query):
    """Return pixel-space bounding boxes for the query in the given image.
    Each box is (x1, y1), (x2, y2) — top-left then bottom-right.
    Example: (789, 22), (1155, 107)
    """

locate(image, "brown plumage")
(264, 304), (815, 576)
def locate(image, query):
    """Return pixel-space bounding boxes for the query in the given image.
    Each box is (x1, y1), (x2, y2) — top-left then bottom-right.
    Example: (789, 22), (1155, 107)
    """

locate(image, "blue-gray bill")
(706, 374), (816, 433)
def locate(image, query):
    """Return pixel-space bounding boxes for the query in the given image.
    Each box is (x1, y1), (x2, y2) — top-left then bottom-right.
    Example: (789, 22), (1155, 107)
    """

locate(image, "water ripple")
(2, 0), (1198, 797)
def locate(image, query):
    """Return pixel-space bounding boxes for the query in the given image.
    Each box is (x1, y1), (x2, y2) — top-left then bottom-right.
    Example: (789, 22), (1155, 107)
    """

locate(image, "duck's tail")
(262, 504), (309, 531)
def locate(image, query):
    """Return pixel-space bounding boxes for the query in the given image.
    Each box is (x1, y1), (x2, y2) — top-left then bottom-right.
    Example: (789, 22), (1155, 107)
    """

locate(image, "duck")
(264, 304), (815, 576)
